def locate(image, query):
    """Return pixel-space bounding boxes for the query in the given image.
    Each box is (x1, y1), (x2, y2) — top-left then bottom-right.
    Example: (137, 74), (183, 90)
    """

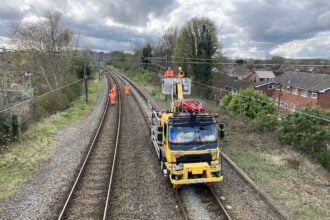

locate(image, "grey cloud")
(0, 4), (24, 20)
(96, 0), (177, 26)
(317, 11), (330, 28)
(66, 19), (152, 47)
(230, 0), (330, 43)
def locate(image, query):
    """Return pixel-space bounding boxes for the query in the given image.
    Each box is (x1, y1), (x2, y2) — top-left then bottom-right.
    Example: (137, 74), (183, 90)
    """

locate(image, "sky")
(0, 0), (329, 59)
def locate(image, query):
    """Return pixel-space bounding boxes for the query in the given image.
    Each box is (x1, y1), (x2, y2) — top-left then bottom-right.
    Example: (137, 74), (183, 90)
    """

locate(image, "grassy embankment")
(0, 78), (103, 201)
(116, 67), (329, 220)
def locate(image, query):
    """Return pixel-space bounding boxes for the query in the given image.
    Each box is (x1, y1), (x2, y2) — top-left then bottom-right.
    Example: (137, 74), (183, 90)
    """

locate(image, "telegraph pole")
(97, 52), (100, 80)
(83, 52), (88, 103)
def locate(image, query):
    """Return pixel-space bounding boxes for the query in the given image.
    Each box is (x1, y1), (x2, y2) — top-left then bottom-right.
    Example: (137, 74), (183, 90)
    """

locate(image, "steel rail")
(102, 71), (122, 219)
(58, 74), (110, 219)
(208, 186), (232, 220)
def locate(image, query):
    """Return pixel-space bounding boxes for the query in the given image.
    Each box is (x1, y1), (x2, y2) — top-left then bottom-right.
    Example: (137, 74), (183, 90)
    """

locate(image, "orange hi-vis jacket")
(111, 85), (117, 97)
(125, 84), (130, 96)
(178, 70), (184, 79)
(164, 69), (174, 78)
(110, 92), (116, 104)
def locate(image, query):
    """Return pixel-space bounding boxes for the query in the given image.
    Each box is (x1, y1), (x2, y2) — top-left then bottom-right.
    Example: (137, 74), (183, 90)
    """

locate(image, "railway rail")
(112, 69), (232, 220)
(58, 72), (122, 219)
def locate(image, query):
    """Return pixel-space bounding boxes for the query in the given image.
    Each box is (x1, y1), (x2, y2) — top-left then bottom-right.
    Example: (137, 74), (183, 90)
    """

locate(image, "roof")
(255, 71), (275, 79)
(217, 71), (253, 90)
(255, 72), (330, 92)
(225, 79), (252, 89)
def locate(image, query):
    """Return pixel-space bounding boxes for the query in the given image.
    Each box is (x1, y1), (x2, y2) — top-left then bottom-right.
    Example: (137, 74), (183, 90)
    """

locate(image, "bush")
(133, 70), (157, 83)
(221, 88), (277, 119)
(314, 148), (330, 171)
(0, 113), (19, 146)
(277, 107), (330, 170)
(30, 82), (82, 120)
(277, 107), (330, 152)
(251, 111), (278, 131)
(220, 93), (233, 109)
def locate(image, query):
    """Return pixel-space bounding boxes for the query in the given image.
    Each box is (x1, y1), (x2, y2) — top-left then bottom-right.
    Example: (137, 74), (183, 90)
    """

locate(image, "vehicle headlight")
(213, 161), (219, 168)
(175, 163), (183, 171)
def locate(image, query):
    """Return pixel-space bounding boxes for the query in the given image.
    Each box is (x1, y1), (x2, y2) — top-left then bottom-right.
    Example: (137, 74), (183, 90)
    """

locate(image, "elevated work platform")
(162, 78), (191, 95)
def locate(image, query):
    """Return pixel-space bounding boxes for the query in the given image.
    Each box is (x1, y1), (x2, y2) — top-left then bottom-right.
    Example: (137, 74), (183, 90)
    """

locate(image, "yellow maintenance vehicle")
(149, 77), (224, 188)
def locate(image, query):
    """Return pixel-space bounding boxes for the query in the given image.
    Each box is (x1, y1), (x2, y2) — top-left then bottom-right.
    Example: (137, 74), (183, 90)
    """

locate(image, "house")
(213, 71), (253, 100)
(254, 72), (330, 110)
(248, 71), (275, 82)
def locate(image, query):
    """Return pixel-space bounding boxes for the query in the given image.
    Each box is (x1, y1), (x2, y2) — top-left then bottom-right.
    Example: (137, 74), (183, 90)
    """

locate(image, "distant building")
(213, 71), (253, 100)
(254, 72), (330, 110)
(249, 71), (275, 82)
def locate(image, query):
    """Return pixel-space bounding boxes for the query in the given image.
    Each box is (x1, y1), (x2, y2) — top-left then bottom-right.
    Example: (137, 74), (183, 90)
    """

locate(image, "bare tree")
(153, 27), (178, 58)
(8, 11), (78, 92)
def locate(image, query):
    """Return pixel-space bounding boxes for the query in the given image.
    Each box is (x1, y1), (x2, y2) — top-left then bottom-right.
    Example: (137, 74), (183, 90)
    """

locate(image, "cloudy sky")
(0, 0), (329, 59)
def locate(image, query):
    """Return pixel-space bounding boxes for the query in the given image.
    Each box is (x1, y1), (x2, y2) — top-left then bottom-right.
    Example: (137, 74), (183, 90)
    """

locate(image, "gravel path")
(107, 72), (180, 219)
(120, 71), (281, 220)
(0, 76), (109, 220)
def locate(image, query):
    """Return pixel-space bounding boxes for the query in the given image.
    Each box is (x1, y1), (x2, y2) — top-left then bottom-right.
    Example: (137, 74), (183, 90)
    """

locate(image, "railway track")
(58, 72), (121, 219)
(112, 69), (232, 220)
(58, 68), (231, 219)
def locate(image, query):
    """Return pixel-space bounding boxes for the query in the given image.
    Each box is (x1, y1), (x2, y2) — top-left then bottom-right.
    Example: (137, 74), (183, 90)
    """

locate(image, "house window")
(293, 88), (298, 95)
(284, 102), (288, 109)
(276, 85), (281, 90)
(282, 85), (285, 90)
(286, 86), (290, 93)
(275, 98), (279, 105)
(311, 92), (317, 99)
(280, 101), (284, 107)
(291, 103), (296, 112)
(268, 84), (274, 90)
(232, 89), (238, 94)
(301, 89), (308, 97)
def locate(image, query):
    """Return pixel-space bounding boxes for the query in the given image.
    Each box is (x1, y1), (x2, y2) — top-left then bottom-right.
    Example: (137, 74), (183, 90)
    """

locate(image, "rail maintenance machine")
(149, 76), (225, 188)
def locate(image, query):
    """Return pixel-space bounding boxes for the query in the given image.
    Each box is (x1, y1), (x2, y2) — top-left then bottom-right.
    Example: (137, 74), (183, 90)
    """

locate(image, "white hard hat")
(178, 67), (182, 70)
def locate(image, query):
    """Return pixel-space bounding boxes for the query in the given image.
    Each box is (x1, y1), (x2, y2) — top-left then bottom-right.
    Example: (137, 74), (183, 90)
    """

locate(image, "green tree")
(142, 44), (152, 69)
(175, 17), (221, 85)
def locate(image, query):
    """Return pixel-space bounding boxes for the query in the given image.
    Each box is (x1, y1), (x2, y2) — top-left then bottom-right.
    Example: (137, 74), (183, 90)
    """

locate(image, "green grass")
(114, 67), (329, 220)
(223, 134), (328, 219)
(0, 78), (103, 201)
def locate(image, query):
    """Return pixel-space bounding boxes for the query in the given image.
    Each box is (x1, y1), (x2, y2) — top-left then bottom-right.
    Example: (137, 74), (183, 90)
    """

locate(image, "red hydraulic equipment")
(174, 99), (204, 113)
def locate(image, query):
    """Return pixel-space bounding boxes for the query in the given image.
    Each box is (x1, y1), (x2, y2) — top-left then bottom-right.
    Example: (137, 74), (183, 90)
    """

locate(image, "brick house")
(254, 72), (330, 110)
(248, 70), (275, 82)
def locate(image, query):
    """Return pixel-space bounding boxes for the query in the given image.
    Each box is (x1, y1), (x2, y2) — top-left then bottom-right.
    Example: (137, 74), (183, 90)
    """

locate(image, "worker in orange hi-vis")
(164, 66), (174, 79)
(125, 84), (130, 96)
(111, 85), (117, 97)
(110, 91), (116, 105)
(177, 66), (184, 79)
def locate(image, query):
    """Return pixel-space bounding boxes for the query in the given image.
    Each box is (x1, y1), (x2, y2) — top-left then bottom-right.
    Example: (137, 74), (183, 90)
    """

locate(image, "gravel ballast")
(107, 73), (180, 219)
(0, 77), (108, 219)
